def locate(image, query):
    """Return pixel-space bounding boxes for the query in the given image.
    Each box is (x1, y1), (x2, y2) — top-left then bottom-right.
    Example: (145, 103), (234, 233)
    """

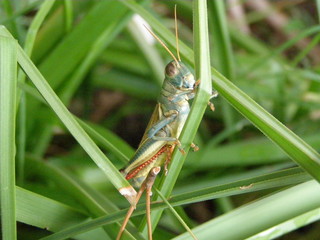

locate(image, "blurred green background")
(1, 0), (320, 239)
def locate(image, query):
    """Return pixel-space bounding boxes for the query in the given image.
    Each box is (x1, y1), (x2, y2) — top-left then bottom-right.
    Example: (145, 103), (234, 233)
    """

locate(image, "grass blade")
(16, 46), (133, 192)
(173, 181), (320, 240)
(247, 207), (320, 240)
(22, 0), (55, 57)
(37, 166), (310, 240)
(0, 26), (135, 198)
(17, 0), (55, 186)
(63, 0), (73, 33)
(38, 1), (130, 90)
(0, 36), (17, 240)
(2, 0), (20, 40)
(155, 189), (198, 240)
(25, 157), (140, 239)
(209, 0), (235, 134)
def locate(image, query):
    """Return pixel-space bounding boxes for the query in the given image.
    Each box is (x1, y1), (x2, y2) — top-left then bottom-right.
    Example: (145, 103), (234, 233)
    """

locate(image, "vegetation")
(1, 0), (320, 239)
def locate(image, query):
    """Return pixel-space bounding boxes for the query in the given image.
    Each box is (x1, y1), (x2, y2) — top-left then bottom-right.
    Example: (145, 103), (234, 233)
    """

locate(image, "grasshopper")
(117, 8), (212, 240)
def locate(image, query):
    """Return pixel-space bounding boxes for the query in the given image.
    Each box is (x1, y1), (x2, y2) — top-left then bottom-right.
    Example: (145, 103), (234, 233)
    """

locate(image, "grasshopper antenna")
(174, 5), (181, 61)
(143, 25), (180, 67)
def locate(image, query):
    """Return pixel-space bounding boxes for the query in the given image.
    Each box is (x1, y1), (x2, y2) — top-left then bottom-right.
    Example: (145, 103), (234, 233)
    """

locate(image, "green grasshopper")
(117, 8), (213, 240)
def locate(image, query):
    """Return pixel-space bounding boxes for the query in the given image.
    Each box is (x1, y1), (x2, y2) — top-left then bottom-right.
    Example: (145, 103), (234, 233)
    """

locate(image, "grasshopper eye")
(165, 62), (178, 77)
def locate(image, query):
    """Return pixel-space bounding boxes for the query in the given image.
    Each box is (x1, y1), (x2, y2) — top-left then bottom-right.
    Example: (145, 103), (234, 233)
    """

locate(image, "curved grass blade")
(173, 181), (320, 240)
(247, 207), (320, 240)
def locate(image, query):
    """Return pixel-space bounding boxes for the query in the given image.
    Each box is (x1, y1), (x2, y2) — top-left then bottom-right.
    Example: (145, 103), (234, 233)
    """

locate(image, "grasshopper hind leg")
(117, 167), (161, 240)
(145, 167), (161, 240)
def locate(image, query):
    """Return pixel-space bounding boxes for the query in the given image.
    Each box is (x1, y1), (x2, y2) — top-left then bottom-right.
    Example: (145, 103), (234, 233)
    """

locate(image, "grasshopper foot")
(175, 140), (186, 154)
(208, 90), (218, 111)
(211, 90), (218, 99)
(208, 102), (215, 111)
(191, 142), (199, 151)
(178, 147), (186, 155)
(194, 79), (201, 88)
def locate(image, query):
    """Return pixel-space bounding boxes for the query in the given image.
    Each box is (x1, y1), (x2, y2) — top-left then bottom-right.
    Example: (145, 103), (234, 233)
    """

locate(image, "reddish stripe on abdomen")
(126, 145), (168, 180)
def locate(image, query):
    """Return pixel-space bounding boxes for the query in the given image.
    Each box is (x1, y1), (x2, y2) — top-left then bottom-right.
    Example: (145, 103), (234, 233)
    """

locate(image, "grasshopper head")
(165, 60), (195, 91)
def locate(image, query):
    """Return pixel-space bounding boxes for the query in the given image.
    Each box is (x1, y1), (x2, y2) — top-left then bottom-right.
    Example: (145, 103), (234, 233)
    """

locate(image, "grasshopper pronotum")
(117, 7), (203, 240)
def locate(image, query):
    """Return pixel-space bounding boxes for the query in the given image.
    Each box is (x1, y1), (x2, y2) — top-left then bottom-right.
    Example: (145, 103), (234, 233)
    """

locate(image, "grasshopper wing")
(138, 103), (163, 148)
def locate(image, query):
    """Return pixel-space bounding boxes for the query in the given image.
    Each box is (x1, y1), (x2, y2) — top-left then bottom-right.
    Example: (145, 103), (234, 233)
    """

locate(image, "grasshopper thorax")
(164, 60), (195, 91)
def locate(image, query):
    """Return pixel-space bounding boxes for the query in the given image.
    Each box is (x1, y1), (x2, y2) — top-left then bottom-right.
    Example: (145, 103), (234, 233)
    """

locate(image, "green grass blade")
(63, 0), (73, 32)
(17, 79), (134, 164)
(25, 157), (140, 239)
(28, 4), (133, 157)
(37, 166), (310, 240)
(16, 187), (88, 231)
(197, 135), (320, 167)
(17, 0), (55, 186)
(26, 157), (117, 216)
(38, 1), (131, 90)
(0, 1), (41, 25)
(93, 70), (158, 99)
(60, 10), (131, 104)
(170, 167), (309, 205)
(173, 181), (320, 240)
(0, 30), (133, 193)
(78, 120), (133, 164)
(247, 207), (320, 240)
(16, 187), (110, 240)
(0, 36), (17, 240)
(155, 189), (198, 240)
(23, 0), (55, 57)
(242, 25), (320, 78)
(213, 68), (320, 179)
(291, 33), (320, 67)
(209, 0), (235, 132)
(316, 0), (320, 22)
(17, 93), (26, 186)
(2, 0), (20, 39)
(19, 50), (131, 190)
(229, 26), (269, 55)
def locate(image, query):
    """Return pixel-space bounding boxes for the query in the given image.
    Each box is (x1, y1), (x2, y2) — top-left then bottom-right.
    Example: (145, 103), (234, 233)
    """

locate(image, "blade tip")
(119, 186), (137, 206)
